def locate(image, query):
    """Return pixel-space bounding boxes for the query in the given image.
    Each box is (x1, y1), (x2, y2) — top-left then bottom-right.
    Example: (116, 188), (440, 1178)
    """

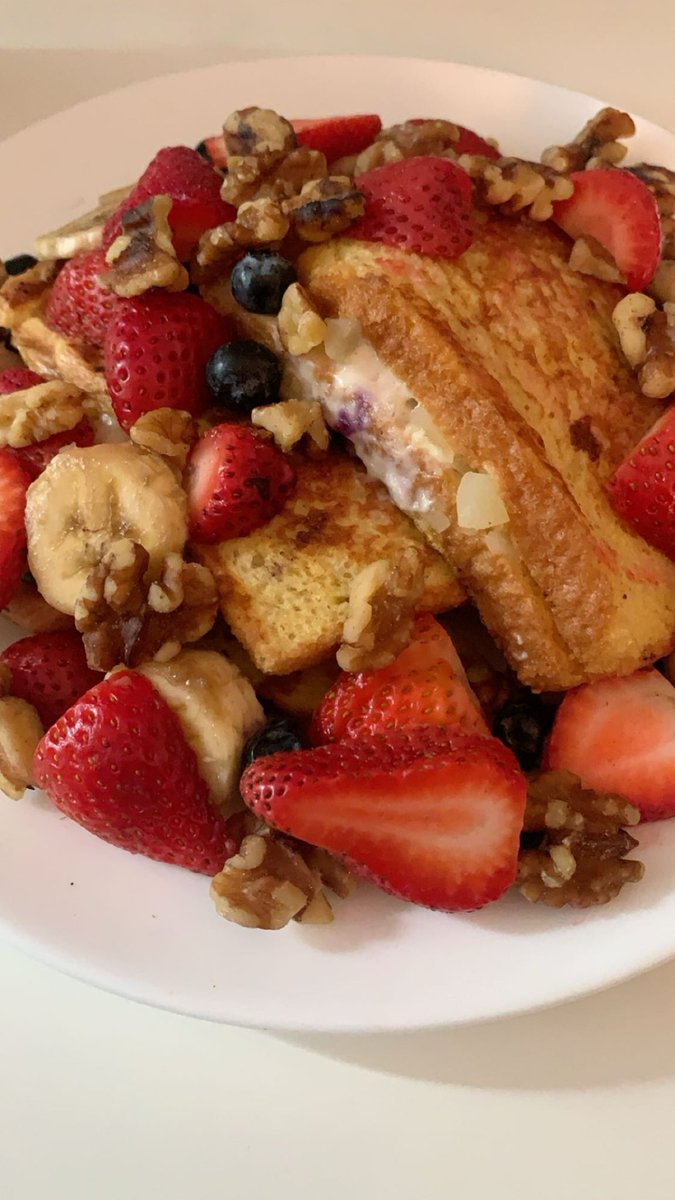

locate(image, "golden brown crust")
(299, 219), (675, 690)
(193, 453), (463, 675)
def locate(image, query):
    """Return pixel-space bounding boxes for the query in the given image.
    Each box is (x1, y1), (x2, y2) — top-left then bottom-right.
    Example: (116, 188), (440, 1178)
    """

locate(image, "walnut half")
(103, 195), (189, 297)
(337, 548), (424, 672)
(284, 176), (365, 242)
(612, 293), (675, 399)
(516, 770), (644, 908)
(0, 379), (86, 448)
(459, 154), (574, 221)
(542, 107), (636, 173)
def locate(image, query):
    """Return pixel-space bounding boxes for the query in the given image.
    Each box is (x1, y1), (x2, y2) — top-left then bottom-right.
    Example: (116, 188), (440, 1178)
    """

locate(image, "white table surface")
(3, 3), (675, 1197)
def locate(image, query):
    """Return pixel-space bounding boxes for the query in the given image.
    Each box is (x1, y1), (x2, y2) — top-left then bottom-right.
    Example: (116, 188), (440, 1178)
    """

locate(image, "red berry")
(241, 727), (527, 911)
(1, 630), (101, 728)
(350, 156), (473, 259)
(104, 292), (230, 431)
(103, 146), (235, 259)
(312, 614), (488, 743)
(0, 368), (44, 394)
(410, 118), (500, 159)
(0, 449), (30, 610)
(552, 168), (662, 292)
(607, 405), (675, 559)
(186, 423), (296, 543)
(544, 668), (675, 822)
(33, 670), (232, 873)
(292, 114), (382, 161)
(45, 250), (119, 348)
(12, 418), (95, 482)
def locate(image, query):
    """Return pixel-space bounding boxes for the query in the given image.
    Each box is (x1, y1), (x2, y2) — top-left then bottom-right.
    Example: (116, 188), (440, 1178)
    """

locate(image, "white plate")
(1, 56), (675, 1033)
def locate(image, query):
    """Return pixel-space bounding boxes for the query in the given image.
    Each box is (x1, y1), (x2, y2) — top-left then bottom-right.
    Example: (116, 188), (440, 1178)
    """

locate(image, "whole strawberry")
(241, 727), (526, 911)
(0, 449), (30, 610)
(312, 614), (488, 743)
(608, 405), (675, 558)
(103, 145), (235, 259)
(186, 423), (297, 543)
(45, 249), (119, 348)
(2, 630), (101, 729)
(350, 156), (474, 259)
(33, 670), (233, 873)
(104, 292), (230, 431)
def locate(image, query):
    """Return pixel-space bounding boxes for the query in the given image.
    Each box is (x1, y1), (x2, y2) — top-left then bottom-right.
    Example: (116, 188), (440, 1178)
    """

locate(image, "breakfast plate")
(1, 55), (675, 1033)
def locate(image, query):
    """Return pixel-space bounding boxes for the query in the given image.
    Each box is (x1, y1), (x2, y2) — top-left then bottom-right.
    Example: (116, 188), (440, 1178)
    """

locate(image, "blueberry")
(230, 250), (297, 316)
(493, 697), (553, 771)
(194, 139), (210, 160)
(206, 339), (282, 412)
(4, 254), (37, 276)
(241, 717), (304, 770)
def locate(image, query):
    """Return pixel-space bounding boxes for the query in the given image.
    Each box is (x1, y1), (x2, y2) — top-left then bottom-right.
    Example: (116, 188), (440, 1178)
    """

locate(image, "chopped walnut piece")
(129, 407), (197, 473)
(377, 119), (460, 158)
(629, 162), (675, 259)
(74, 539), (218, 671)
(542, 107), (636, 173)
(252, 398), (329, 452)
(612, 293), (675, 399)
(516, 770), (644, 908)
(255, 147), (329, 204)
(0, 692), (44, 801)
(278, 283), (327, 355)
(353, 139), (405, 174)
(337, 548), (424, 672)
(103, 195), (189, 297)
(568, 235), (624, 284)
(0, 380), (86, 448)
(194, 196), (289, 279)
(220, 107), (303, 206)
(459, 154), (574, 221)
(284, 176), (365, 242)
(210, 816), (356, 930)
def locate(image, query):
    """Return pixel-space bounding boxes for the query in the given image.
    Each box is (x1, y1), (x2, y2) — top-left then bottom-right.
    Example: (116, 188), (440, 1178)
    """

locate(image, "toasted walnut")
(284, 176), (365, 242)
(103, 195), (189, 297)
(130, 408), (196, 473)
(0, 379), (86, 448)
(629, 162), (675, 260)
(252, 397), (329, 452)
(74, 539), (218, 671)
(542, 107), (636, 173)
(651, 260), (675, 305)
(256, 147), (329, 203)
(337, 548), (424, 672)
(278, 283), (327, 355)
(378, 119), (460, 158)
(353, 139), (405, 174)
(568, 235), (624, 284)
(210, 816), (356, 930)
(516, 770), (644, 908)
(220, 107), (298, 206)
(459, 154), (574, 221)
(0, 694), (44, 800)
(613, 293), (675, 398)
(194, 196), (289, 278)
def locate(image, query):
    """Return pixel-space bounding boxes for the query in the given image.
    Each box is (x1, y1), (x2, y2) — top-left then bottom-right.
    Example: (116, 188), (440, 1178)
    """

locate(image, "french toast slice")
(296, 216), (675, 690)
(193, 452), (463, 675)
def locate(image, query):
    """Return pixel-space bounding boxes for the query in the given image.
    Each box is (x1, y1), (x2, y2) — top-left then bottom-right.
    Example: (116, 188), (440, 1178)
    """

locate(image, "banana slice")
(25, 442), (187, 615)
(138, 650), (264, 815)
(35, 184), (132, 260)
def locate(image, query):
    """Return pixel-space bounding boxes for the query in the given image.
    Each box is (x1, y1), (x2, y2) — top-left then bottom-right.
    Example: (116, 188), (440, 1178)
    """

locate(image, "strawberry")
(292, 114), (382, 162)
(552, 168), (662, 292)
(186, 423), (296, 543)
(312, 613), (488, 744)
(410, 118), (500, 159)
(241, 727), (527, 911)
(545, 668), (675, 822)
(607, 406), (675, 558)
(201, 134), (229, 169)
(0, 449), (30, 610)
(11, 419), (95, 481)
(33, 669), (232, 873)
(44, 250), (119, 348)
(104, 292), (230, 431)
(1, 630), (101, 728)
(0, 367), (43, 394)
(102, 146), (235, 259)
(350, 156), (473, 259)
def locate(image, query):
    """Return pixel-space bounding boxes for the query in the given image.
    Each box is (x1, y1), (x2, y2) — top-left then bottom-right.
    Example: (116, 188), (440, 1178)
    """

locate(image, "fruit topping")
(350, 156), (473, 259)
(45, 249), (120, 348)
(241, 727), (527, 912)
(205, 338), (282, 412)
(242, 716), (304, 769)
(186, 422), (296, 543)
(493, 695), (554, 771)
(1, 630), (101, 729)
(607, 404), (675, 558)
(230, 249), (298, 315)
(0, 449), (30, 610)
(3, 254), (37, 276)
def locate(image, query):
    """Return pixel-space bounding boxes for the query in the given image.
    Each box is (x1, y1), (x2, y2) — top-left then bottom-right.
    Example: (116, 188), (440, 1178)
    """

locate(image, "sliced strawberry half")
(241, 727), (527, 911)
(552, 168), (662, 292)
(607, 405), (675, 559)
(350, 155), (473, 259)
(292, 114), (382, 161)
(0, 449), (30, 610)
(186, 423), (296, 543)
(45, 249), (120, 348)
(544, 667), (675, 821)
(312, 613), (488, 743)
(1, 629), (101, 728)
